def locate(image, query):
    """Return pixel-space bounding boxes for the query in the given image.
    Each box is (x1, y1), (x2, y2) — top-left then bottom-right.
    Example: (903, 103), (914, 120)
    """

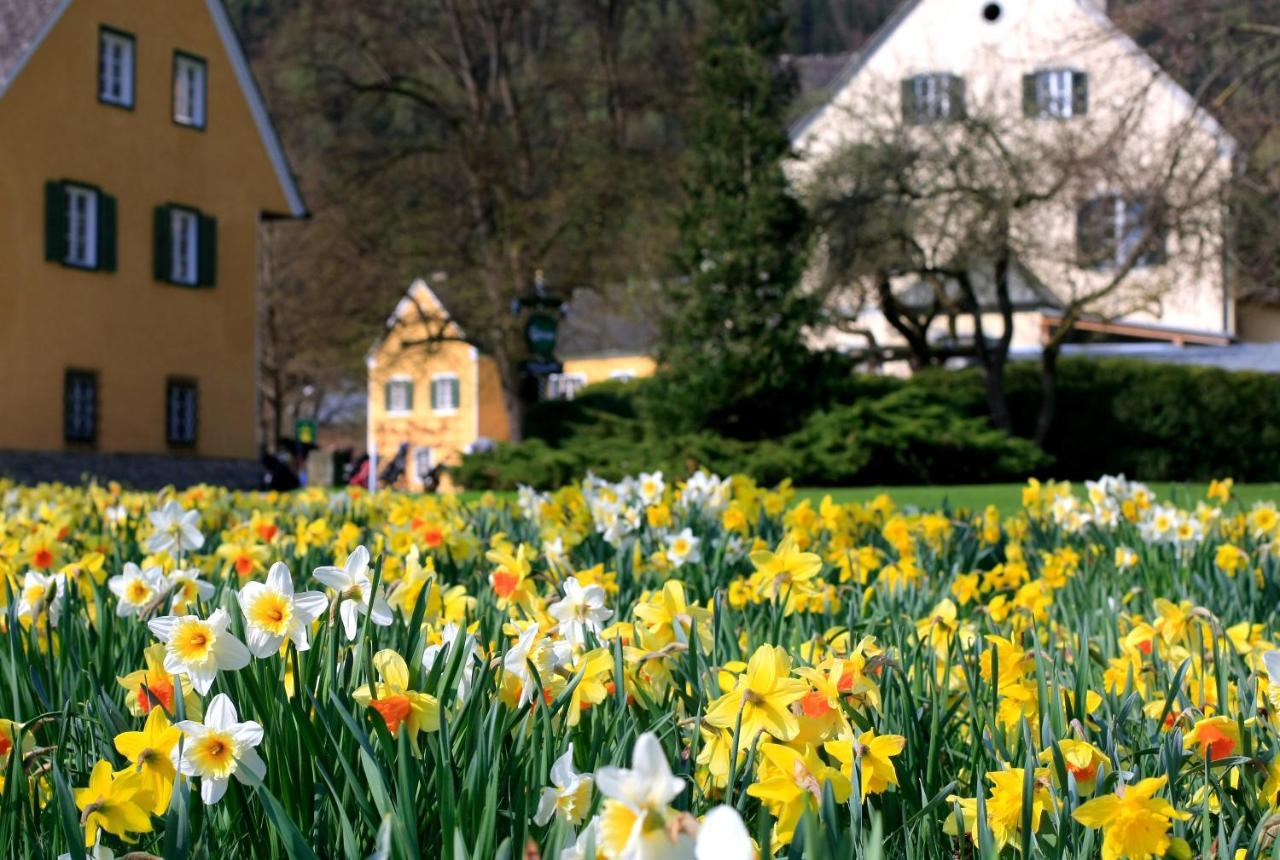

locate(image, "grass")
(794, 481), (1280, 514)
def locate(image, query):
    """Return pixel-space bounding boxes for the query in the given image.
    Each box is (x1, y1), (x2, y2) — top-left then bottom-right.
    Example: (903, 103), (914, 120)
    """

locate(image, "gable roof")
(0, 0), (68, 93)
(0, 0), (306, 217)
(790, 0), (1236, 157)
(788, 0), (923, 141)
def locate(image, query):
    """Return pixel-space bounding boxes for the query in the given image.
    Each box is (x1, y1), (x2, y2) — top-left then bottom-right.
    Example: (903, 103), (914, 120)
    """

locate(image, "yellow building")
(0, 0), (305, 483)
(367, 279), (654, 491)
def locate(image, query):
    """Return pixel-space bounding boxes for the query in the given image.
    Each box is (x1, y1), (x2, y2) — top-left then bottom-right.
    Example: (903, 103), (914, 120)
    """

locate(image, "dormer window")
(902, 74), (966, 124)
(1024, 69), (1088, 119)
(98, 28), (134, 108)
(173, 53), (207, 128)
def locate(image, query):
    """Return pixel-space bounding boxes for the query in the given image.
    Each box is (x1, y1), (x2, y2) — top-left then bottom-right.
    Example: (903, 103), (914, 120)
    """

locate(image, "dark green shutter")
(948, 75), (966, 120)
(197, 212), (217, 286)
(1072, 71), (1089, 116)
(45, 181), (67, 262)
(384, 382), (393, 410)
(154, 205), (171, 282)
(901, 78), (918, 124)
(450, 378), (460, 408)
(97, 193), (117, 272)
(429, 379), (439, 410)
(1023, 73), (1039, 118)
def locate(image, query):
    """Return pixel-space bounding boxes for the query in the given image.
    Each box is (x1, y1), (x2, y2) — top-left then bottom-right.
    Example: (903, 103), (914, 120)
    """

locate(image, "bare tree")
(278, 0), (700, 441)
(799, 19), (1236, 443)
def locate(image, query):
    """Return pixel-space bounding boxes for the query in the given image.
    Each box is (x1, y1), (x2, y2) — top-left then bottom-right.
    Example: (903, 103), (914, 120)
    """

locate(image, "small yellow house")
(0, 0), (305, 482)
(366, 279), (654, 491)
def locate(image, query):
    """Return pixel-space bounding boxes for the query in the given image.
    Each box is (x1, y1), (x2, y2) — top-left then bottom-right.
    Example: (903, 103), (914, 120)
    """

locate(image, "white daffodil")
(167, 567), (216, 614)
(60, 839), (115, 860)
(177, 693), (265, 805)
(17, 570), (66, 627)
(559, 819), (601, 860)
(237, 562), (329, 658)
(597, 732), (685, 813)
(548, 577), (613, 648)
(695, 806), (753, 859)
(534, 743), (594, 827)
(664, 528), (701, 569)
(503, 623), (552, 706)
(422, 623), (479, 701)
(148, 608), (251, 695)
(313, 545), (393, 641)
(145, 500), (205, 556)
(638, 471), (665, 506)
(595, 732), (693, 858)
(107, 563), (168, 617)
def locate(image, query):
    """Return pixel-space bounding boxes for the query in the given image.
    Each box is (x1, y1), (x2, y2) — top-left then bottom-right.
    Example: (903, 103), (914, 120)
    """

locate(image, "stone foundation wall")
(0, 450), (261, 489)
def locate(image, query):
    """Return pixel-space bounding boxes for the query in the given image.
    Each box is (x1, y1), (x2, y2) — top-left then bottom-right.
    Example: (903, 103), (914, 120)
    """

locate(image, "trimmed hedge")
(456, 381), (1047, 490)
(456, 358), (1280, 490)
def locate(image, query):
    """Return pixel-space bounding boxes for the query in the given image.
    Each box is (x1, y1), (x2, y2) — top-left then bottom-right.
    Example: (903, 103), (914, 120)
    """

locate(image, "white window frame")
(1036, 69), (1074, 119)
(169, 208), (199, 285)
(173, 54), (207, 128)
(386, 376), (414, 416)
(431, 373), (460, 415)
(546, 372), (588, 401)
(99, 29), (134, 107)
(1114, 197), (1148, 266)
(913, 74), (952, 122)
(65, 185), (99, 269)
(412, 446), (433, 484)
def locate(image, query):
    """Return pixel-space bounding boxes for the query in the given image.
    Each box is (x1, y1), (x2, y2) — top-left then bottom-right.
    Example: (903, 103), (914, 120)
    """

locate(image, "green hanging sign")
(525, 312), (559, 358)
(295, 419), (317, 445)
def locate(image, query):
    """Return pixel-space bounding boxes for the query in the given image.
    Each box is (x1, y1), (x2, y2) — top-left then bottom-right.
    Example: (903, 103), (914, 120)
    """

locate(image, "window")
(1077, 195), (1167, 270)
(1024, 69), (1088, 119)
(170, 208), (198, 285)
(173, 53), (207, 128)
(98, 28), (134, 108)
(153, 205), (217, 286)
(412, 447), (433, 483)
(44, 181), (116, 272)
(64, 370), (98, 445)
(430, 374), (461, 413)
(166, 379), (198, 447)
(609, 370), (636, 382)
(385, 377), (414, 414)
(545, 373), (587, 401)
(902, 73), (965, 124)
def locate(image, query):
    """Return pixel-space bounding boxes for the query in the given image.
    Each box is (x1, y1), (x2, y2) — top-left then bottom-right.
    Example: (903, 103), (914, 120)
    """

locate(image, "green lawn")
(459, 482), (1280, 515)
(793, 482), (1280, 514)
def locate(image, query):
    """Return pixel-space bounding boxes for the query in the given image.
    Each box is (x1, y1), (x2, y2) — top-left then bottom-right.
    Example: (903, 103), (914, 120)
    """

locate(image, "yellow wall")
(562, 354), (656, 385)
(0, 0), (291, 458)
(368, 284), (490, 491)
(369, 283), (654, 489)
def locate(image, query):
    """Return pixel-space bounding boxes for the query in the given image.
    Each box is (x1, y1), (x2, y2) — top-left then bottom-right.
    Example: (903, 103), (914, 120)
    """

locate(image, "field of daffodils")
(3, 472), (1279, 859)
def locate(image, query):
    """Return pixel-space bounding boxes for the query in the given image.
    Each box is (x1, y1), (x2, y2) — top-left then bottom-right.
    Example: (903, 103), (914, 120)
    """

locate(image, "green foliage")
(457, 380), (1046, 490)
(656, 0), (819, 440)
(462, 357), (1280, 490)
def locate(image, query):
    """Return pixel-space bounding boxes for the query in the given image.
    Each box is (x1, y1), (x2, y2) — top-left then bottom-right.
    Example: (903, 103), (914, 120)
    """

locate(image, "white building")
(791, 0), (1243, 365)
